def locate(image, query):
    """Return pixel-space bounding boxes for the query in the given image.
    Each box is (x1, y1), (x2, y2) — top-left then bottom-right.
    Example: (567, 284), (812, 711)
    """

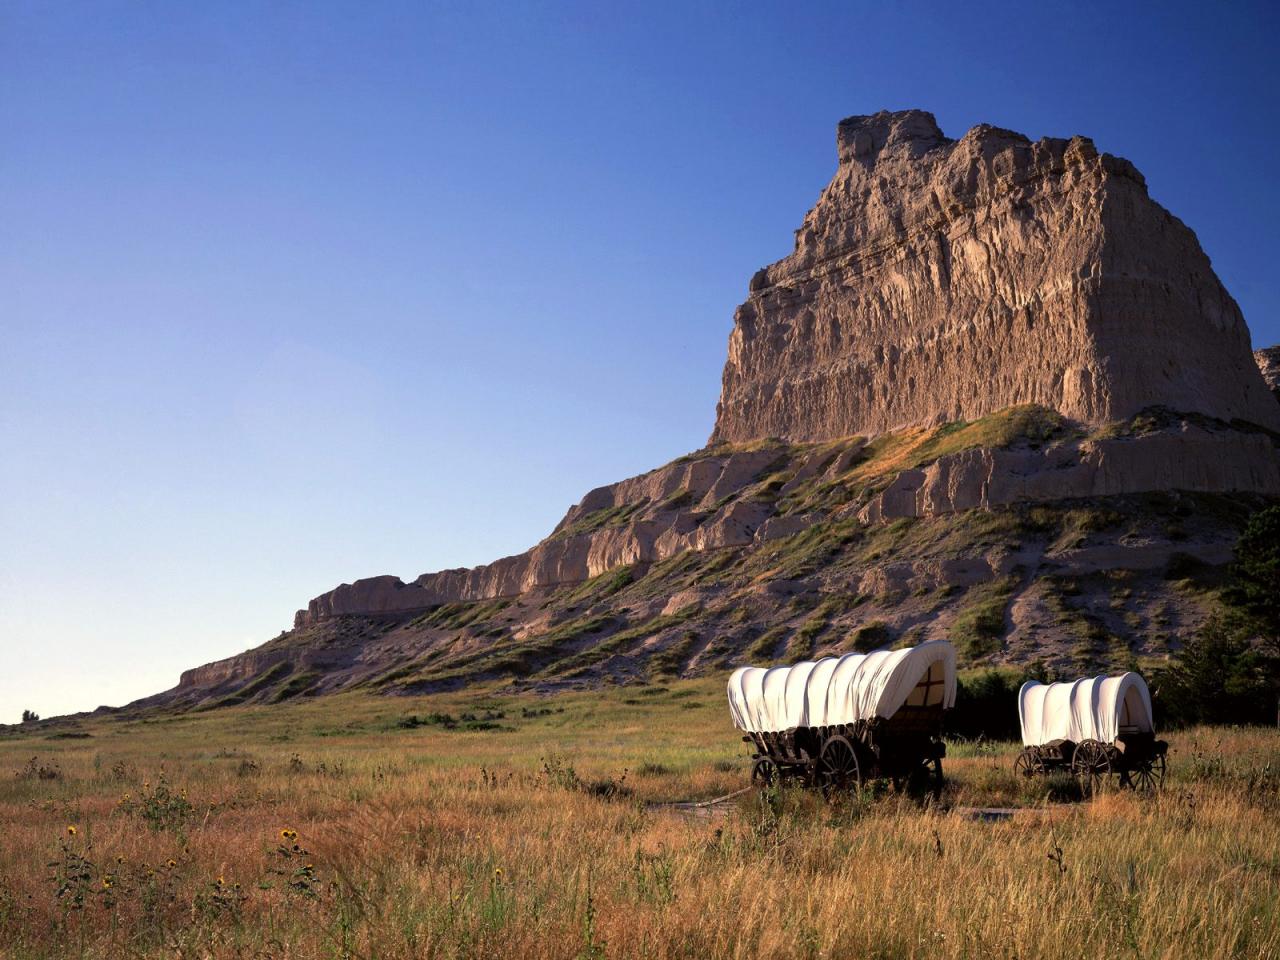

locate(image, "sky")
(3, 1), (1278, 724)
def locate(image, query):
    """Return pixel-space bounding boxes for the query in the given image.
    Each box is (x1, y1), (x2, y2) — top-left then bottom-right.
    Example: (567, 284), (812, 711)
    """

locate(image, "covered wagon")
(1014, 673), (1167, 794)
(727, 640), (956, 797)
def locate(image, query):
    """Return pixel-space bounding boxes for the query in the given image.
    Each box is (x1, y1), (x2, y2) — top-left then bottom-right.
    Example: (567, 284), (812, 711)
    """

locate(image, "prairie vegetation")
(2, 683), (1278, 959)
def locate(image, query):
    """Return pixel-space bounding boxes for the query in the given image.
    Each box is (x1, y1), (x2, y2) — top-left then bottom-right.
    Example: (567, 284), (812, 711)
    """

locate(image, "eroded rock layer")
(294, 411), (1279, 628)
(711, 110), (1280, 443)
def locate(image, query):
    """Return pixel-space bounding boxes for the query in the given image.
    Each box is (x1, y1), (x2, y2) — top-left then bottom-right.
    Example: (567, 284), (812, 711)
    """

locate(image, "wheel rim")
(1133, 754), (1166, 794)
(1014, 750), (1035, 779)
(915, 756), (943, 800)
(819, 736), (860, 794)
(751, 758), (777, 787)
(1073, 741), (1111, 796)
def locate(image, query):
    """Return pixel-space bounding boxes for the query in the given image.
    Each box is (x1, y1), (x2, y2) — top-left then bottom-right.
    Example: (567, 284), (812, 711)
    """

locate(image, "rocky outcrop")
(712, 110), (1280, 443)
(284, 113), (1280, 635)
(294, 450), (787, 627)
(1258, 346), (1280, 404)
(859, 424), (1280, 522)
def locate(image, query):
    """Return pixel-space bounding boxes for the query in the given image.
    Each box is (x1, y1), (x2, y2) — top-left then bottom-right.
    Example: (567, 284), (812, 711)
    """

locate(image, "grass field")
(2, 682), (1278, 959)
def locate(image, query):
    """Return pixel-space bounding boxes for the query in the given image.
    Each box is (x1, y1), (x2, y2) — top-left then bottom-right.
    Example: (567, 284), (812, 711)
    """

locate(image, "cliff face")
(711, 110), (1280, 443)
(1258, 346), (1280, 403)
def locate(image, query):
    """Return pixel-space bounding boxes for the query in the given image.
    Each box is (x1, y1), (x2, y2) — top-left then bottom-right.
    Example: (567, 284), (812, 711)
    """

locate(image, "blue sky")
(3, 1), (1278, 722)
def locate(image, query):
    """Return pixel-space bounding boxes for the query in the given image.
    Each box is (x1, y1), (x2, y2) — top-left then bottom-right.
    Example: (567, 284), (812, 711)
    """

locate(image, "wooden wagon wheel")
(908, 755), (944, 801)
(1129, 753), (1166, 794)
(751, 757), (778, 788)
(1072, 740), (1111, 797)
(1013, 748), (1039, 779)
(817, 735), (862, 796)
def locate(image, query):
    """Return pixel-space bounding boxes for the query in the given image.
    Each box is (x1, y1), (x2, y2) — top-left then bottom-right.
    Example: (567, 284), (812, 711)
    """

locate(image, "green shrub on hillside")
(951, 580), (1015, 661)
(848, 620), (892, 652)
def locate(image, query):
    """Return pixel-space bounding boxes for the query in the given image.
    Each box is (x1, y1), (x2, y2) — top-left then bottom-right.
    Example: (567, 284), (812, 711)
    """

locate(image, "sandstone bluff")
(713, 110), (1279, 442)
(135, 110), (1280, 710)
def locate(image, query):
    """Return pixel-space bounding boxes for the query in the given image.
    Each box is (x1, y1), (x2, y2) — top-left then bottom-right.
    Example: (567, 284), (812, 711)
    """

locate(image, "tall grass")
(1, 682), (1277, 958)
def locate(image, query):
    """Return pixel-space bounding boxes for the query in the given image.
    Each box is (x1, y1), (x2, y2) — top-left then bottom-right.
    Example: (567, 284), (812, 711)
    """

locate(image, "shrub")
(745, 626), (787, 661)
(950, 580), (1015, 661)
(848, 621), (892, 652)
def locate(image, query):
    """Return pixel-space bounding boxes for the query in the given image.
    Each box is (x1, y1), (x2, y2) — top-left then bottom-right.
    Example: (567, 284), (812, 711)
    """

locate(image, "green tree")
(1154, 612), (1275, 727)
(1227, 504), (1280, 647)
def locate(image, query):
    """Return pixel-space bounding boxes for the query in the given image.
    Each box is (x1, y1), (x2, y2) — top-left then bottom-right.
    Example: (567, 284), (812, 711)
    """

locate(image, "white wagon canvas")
(1014, 673), (1168, 793)
(727, 640), (956, 796)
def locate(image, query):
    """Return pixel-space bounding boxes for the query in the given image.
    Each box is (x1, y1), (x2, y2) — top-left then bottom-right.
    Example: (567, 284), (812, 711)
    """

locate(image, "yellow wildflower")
(66, 825), (77, 836)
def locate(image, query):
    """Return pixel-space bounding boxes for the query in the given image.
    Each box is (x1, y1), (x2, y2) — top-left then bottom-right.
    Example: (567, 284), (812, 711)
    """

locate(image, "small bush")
(14, 757), (62, 781)
(848, 620), (892, 652)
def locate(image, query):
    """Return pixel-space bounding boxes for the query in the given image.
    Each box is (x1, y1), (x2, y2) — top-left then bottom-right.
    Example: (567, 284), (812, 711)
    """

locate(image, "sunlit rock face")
(711, 109), (1280, 443)
(291, 112), (1280, 629)
(1257, 346), (1280, 405)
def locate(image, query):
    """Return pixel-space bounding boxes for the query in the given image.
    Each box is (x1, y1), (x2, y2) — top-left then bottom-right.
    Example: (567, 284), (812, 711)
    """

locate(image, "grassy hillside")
(132, 405), (1276, 713)
(158, 492), (1266, 710)
(2, 686), (1278, 958)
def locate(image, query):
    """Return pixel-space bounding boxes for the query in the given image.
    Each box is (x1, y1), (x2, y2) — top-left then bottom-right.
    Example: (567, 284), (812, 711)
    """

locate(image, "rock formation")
(711, 110), (1280, 443)
(291, 113), (1280, 630)
(859, 422), (1280, 522)
(132, 110), (1280, 712)
(1258, 346), (1280, 404)
(294, 449), (785, 627)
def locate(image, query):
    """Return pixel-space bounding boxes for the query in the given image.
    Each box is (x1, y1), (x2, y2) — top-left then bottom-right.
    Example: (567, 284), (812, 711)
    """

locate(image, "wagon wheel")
(908, 755), (944, 801)
(751, 757), (778, 789)
(1072, 740), (1112, 797)
(1013, 748), (1039, 780)
(817, 735), (862, 797)
(1129, 753), (1166, 794)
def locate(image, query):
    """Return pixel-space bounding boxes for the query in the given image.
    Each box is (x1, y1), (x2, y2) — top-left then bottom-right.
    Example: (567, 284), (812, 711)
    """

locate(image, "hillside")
(129, 110), (1280, 713)
(133, 405), (1278, 711)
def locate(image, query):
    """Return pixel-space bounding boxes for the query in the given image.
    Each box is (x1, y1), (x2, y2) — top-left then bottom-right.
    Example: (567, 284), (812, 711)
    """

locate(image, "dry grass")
(1, 683), (1278, 958)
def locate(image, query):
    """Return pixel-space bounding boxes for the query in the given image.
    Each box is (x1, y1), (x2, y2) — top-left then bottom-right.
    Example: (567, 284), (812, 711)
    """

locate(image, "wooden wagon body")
(727, 641), (955, 797)
(1014, 674), (1168, 794)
